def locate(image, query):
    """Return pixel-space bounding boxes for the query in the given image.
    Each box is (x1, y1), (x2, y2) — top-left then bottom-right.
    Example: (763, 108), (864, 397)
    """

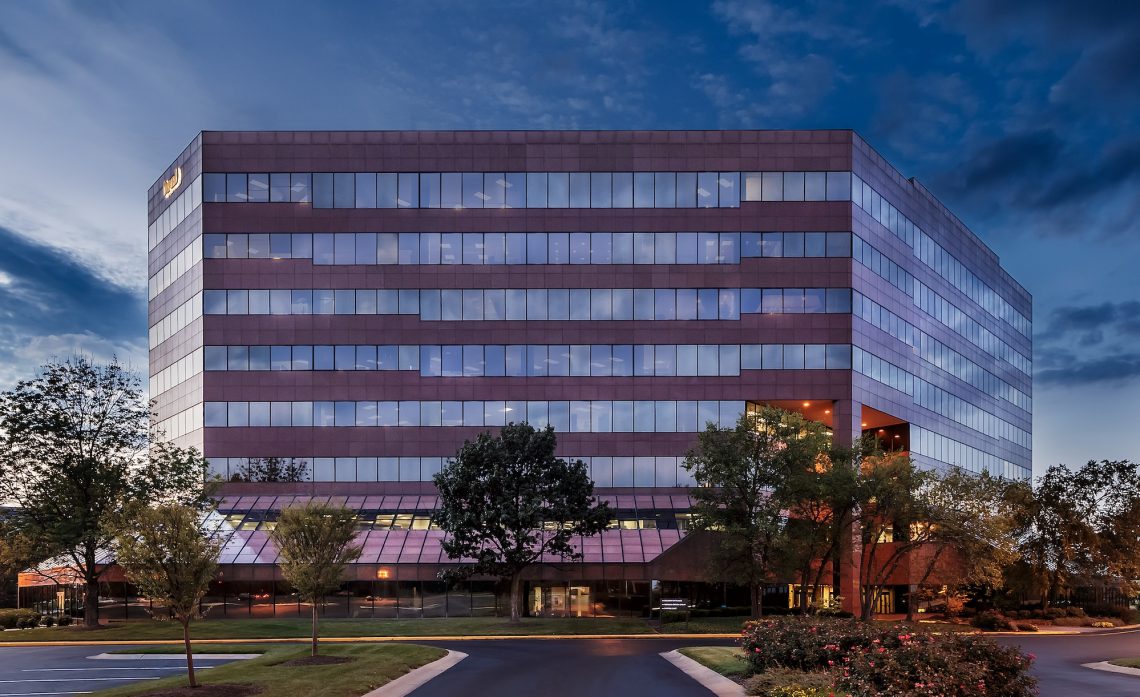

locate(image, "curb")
(0, 633), (740, 648)
(661, 649), (745, 697)
(1081, 661), (1140, 678)
(362, 650), (467, 697)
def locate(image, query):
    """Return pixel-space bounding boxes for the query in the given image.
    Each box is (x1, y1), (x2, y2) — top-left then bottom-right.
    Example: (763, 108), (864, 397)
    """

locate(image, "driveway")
(0, 645), (247, 695)
(409, 637), (737, 697)
(996, 628), (1140, 697)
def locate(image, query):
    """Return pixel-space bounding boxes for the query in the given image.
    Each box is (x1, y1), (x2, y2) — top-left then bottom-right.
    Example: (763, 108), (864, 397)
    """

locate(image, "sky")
(0, 0), (1137, 476)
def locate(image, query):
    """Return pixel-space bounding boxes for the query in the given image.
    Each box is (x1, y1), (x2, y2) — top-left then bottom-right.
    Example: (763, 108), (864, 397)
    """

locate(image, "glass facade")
(201, 231), (853, 264)
(200, 287), (851, 320)
(141, 131), (1033, 608)
(204, 343), (852, 377)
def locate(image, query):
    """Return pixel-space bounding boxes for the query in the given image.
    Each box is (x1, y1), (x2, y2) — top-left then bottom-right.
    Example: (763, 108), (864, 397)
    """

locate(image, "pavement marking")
(27, 667), (211, 671)
(0, 693), (92, 695)
(0, 677), (157, 682)
(89, 652), (262, 660)
(1081, 661), (1140, 678)
(660, 650), (745, 697)
(360, 650), (468, 697)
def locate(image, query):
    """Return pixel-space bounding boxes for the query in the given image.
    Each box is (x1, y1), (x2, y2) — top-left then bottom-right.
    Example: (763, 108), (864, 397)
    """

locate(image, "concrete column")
(831, 399), (863, 615)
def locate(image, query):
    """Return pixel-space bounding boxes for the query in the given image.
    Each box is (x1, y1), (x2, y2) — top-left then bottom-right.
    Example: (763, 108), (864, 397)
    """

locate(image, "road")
(996, 628), (1140, 697)
(408, 637), (737, 697)
(0, 632), (1139, 696)
(0, 645), (246, 695)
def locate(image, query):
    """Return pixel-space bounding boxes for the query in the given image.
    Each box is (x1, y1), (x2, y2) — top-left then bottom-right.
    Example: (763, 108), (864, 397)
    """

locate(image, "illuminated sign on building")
(162, 167), (183, 198)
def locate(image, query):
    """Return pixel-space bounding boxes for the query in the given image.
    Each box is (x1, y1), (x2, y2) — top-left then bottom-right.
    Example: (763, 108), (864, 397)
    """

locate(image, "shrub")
(57, 615), (72, 627)
(1016, 622), (1039, 632)
(16, 616), (39, 629)
(1091, 621), (1115, 628)
(971, 610), (1014, 631)
(1081, 604), (1140, 624)
(661, 610), (689, 624)
(743, 668), (835, 697)
(739, 616), (1036, 697)
(40, 615), (56, 627)
(1044, 608), (1067, 620)
(0, 609), (39, 629)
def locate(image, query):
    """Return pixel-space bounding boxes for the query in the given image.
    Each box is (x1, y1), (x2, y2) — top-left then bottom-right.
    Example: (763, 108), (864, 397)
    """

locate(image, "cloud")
(0, 225), (145, 390)
(1037, 354), (1140, 387)
(1036, 300), (1140, 387)
(707, 0), (861, 122)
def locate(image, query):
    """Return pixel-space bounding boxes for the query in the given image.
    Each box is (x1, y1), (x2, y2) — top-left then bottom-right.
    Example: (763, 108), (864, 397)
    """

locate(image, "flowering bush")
(739, 616), (1036, 697)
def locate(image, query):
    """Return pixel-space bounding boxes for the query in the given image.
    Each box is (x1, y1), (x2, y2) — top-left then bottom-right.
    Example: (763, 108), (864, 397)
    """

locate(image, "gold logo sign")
(162, 167), (183, 198)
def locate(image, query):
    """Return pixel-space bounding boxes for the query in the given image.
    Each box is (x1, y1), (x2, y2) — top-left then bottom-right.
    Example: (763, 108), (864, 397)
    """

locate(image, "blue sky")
(0, 0), (1137, 474)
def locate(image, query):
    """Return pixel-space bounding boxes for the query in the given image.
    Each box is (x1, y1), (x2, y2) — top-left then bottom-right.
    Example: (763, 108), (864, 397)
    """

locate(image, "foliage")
(432, 422), (610, 623)
(1011, 460), (1140, 609)
(743, 669), (835, 697)
(230, 457), (309, 483)
(0, 357), (209, 627)
(269, 502), (362, 655)
(1091, 621), (1115, 628)
(57, 614), (72, 626)
(683, 407), (836, 616)
(0, 608), (39, 629)
(739, 616), (1036, 697)
(970, 610), (1014, 631)
(112, 503), (225, 688)
(1015, 622), (1039, 632)
(661, 610), (690, 624)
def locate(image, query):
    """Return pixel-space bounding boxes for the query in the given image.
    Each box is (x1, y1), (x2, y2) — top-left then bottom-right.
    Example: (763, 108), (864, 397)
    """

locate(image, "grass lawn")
(1109, 657), (1140, 668)
(91, 644), (444, 697)
(678, 646), (749, 676)
(663, 616), (749, 633)
(1, 616), (662, 643)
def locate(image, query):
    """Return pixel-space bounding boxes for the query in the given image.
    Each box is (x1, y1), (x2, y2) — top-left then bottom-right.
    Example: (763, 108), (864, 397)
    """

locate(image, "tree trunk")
(182, 619), (197, 688)
(311, 601), (319, 656)
(84, 579), (99, 628)
(509, 574), (522, 624)
(751, 584), (763, 618)
(905, 584), (917, 623)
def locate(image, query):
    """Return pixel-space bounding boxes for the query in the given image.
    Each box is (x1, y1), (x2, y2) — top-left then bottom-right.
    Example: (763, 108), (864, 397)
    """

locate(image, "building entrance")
(531, 585), (592, 617)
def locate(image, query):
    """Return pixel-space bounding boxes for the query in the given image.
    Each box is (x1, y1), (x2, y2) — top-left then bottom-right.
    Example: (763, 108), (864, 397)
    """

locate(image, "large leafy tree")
(112, 504), (224, 688)
(432, 422), (611, 624)
(855, 452), (938, 620)
(0, 358), (208, 627)
(1013, 460), (1140, 609)
(269, 502), (362, 655)
(683, 407), (836, 617)
(902, 470), (1024, 621)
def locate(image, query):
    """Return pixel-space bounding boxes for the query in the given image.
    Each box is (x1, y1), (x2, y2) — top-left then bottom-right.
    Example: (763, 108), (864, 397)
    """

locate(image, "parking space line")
(0, 676), (157, 682)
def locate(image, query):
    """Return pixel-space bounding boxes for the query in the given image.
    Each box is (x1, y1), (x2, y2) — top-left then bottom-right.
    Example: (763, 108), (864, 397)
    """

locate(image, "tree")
(1013, 460), (1140, 609)
(111, 504), (224, 688)
(775, 443), (863, 612)
(0, 358), (209, 627)
(855, 451), (935, 620)
(902, 470), (1023, 621)
(432, 422), (611, 623)
(683, 407), (836, 617)
(269, 502), (362, 655)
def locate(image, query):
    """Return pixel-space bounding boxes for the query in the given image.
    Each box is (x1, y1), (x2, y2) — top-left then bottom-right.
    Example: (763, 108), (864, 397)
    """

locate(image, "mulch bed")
(136, 685), (261, 697)
(279, 655), (356, 667)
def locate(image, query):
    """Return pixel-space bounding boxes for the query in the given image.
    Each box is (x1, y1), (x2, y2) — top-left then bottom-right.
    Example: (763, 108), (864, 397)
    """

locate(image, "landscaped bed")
(679, 616), (1037, 697)
(90, 643), (445, 697)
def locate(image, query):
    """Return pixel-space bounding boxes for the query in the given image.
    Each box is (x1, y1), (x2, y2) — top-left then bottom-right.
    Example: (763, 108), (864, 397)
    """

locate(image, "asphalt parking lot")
(0, 645), (247, 695)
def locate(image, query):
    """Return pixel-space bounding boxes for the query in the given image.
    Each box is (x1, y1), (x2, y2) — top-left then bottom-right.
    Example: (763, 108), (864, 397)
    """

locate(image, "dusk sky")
(0, 0), (1136, 476)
